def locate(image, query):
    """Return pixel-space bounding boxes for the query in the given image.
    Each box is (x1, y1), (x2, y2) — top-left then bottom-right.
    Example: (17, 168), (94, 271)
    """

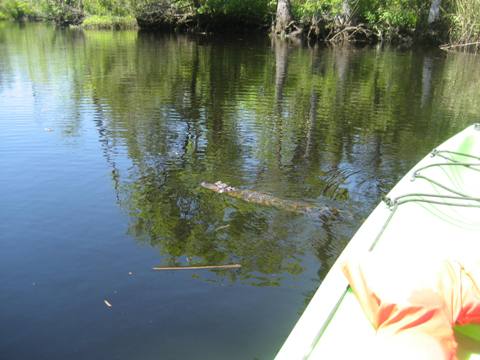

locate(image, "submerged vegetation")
(0, 0), (479, 47)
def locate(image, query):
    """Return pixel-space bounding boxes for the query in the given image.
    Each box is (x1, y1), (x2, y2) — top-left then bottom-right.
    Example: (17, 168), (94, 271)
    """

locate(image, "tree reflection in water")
(3, 23), (479, 287)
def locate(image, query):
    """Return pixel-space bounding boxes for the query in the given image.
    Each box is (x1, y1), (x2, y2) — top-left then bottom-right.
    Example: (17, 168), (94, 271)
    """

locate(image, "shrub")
(291, 0), (343, 21)
(83, 0), (132, 16)
(448, 0), (480, 45)
(41, 0), (85, 25)
(357, 0), (427, 31)
(197, 0), (273, 24)
(1, 0), (36, 20)
(132, 0), (188, 29)
(82, 14), (137, 29)
(133, 0), (273, 30)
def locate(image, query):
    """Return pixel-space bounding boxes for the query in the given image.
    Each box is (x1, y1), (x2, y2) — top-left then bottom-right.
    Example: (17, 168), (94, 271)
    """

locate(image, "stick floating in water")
(153, 264), (241, 271)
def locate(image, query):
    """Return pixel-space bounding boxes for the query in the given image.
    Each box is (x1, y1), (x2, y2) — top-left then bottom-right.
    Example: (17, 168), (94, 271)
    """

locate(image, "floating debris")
(44, 128), (54, 132)
(153, 264), (241, 271)
(104, 299), (112, 308)
(128, 272), (133, 275)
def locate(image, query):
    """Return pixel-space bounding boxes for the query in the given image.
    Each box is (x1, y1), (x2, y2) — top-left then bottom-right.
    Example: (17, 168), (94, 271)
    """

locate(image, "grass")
(449, 0), (480, 45)
(81, 15), (137, 30)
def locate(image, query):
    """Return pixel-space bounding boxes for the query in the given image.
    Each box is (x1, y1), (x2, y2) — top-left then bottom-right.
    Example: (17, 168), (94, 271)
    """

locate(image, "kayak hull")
(276, 124), (480, 360)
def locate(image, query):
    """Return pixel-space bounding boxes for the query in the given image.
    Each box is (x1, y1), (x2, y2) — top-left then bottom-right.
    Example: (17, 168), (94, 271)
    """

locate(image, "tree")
(44, 0), (85, 26)
(428, 0), (441, 24)
(338, 0), (352, 25)
(274, 0), (293, 36)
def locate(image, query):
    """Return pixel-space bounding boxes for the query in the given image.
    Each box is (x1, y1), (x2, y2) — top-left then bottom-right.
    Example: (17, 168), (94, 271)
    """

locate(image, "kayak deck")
(276, 124), (480, 359)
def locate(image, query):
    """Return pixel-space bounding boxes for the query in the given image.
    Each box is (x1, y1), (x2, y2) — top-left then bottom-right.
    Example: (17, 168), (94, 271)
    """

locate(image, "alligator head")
(200, 181), (235, 193)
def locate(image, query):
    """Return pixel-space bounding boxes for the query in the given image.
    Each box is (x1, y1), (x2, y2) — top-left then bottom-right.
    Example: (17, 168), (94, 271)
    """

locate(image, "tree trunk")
(428, 0), (441, 24)
(341, 0), (351, 22)
(335, 0), (352, 26)
(275, 0), (293, 35)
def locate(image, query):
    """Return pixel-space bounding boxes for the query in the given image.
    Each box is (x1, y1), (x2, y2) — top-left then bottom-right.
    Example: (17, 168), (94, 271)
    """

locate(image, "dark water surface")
(1, 22), (479, 359)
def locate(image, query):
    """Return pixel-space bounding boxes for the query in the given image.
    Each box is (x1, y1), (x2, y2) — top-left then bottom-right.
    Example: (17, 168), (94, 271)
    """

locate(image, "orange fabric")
(342, 256), (480, 359)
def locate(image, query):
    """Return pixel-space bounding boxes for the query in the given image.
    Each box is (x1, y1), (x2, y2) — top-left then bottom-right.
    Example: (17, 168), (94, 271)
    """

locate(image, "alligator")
(200, 181), (340, 220)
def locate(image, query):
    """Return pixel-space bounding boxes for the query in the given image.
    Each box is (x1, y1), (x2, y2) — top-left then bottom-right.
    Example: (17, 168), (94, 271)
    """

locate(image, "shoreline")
(0, 0), (479, 51)
(0, 17), (478, 52)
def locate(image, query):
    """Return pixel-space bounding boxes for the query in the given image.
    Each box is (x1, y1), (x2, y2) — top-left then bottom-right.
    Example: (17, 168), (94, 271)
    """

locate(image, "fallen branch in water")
(440, 41), (480, 50)
(153, 264), (241, 271)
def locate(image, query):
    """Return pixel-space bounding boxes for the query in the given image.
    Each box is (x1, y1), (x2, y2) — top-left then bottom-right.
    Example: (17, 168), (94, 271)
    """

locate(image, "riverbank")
(0, 14), (137, 30)
(0, 0), (138, 30)
(0, 0), (479, 49)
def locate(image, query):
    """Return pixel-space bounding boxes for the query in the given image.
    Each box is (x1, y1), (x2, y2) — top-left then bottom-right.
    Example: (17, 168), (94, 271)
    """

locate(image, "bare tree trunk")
(335, 0), (352, 26)
(275, 0), (293, 35)
(428, 0), (441, 24)
(341, 0), (351, 22)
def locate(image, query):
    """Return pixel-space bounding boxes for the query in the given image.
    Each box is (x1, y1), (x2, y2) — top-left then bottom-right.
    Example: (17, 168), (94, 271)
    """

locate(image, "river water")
(1, 22), (479, 359)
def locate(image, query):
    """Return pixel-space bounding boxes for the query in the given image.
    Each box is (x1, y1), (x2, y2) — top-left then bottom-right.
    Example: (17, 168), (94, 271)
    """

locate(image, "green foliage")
(197, 0), (273, 23)
(291, 0), (343, 20)
(41, 0), (85, 25)
(0, 0), (37, 20)
(1, 0), (477, 47)
(82, 14), (137, 29)
(83, 0), (132, 16)
(131, 0), (190, 28)
(357, 0), (427, 30)
(131, 0), (274, 29)
(448, 0), (480, 44)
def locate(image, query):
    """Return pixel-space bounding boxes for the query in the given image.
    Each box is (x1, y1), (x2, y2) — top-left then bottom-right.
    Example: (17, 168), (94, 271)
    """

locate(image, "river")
(1, 22), (479, 359)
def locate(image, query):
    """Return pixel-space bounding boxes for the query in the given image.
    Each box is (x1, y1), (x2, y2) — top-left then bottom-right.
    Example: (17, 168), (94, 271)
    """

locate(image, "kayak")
(275, 124), (480, 360)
